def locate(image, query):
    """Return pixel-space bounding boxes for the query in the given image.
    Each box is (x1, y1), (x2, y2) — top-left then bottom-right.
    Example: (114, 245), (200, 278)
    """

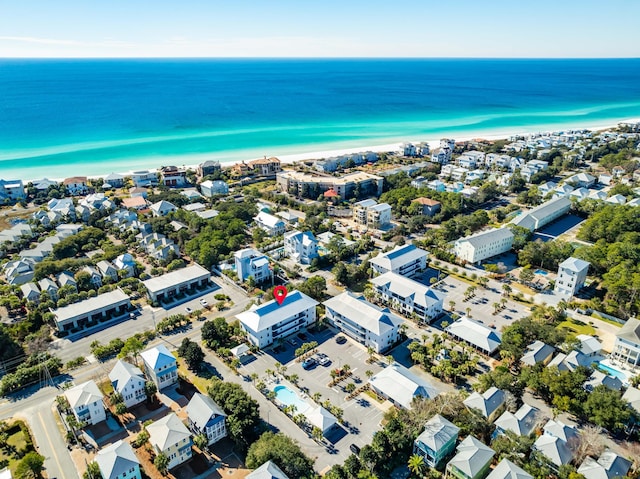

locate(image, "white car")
(199, 299), (208, 307)
(185, 307), (193, 314)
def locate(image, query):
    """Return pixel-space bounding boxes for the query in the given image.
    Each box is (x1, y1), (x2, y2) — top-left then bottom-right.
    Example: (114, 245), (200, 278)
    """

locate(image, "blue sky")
(0, 0), (638, 58)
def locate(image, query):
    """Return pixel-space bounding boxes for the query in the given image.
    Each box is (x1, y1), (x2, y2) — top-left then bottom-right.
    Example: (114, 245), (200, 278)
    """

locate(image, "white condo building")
(554, 257), (590, 298)
(369, 244), (429, 278)
(352, 199), (392, 229)
(324, 291), (403, 353)
(234, 248), (272, 284)
(510, 197), (571, 232)
(453, 228), (514, 264)
(236, 290), (318, 348)
(370, 272), (445, 323)
(284, 231), (319, 264)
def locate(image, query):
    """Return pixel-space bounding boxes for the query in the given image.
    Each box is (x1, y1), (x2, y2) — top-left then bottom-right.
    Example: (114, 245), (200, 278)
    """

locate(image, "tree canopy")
(245, 431), (315, 479)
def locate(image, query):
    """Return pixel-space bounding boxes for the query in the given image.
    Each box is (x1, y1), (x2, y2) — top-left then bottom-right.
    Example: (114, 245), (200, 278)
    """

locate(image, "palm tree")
(250, 372), (258, 384)
(312, 392), (322, 403)
(500, 298), (507, 309)
(367, 346), (375, 363)
(342, 364), (351, 375)
(466, 307), (472, 318)
(449, 300), (456, 312)
(289, 373), (299, 386)
(478, 277), (489, 288)
(502, 284), (512, 297)
(385, 355), (394, 365)
(408, 454), (425, 476)
(365, 370), (374, 379)
(493, 302), (501, 315)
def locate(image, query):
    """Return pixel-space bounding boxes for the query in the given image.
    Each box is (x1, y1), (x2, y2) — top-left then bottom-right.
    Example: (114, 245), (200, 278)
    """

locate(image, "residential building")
(200, 179), (229, 197)
(413, 415), (460, 468)
(463, 387), (506, 422)
(533, 435), (574, 471)
(113, 253), (136, 278)
(140, 345), (178, 390)
(578, 451), (631, 479)
(612, 318), (640, 367)
(324, 291), (403, 353)
(584, 371), (623, 392)
(96, 260), (118, 283)
(19, 282), (40, 303)
(494, 403), (540, 437)
(249, 157), (281, 176)
(446, 436), (495, 479)
(547, 350), (592, 372)
(147, 413), (193, 470)
(234, 248), (272, 284)
(566, 172), (596, 188)
(129, 186), (148, 198)
(254, 211), (286, 236)
(369, 362), (439, 409)
(369, 244), (428, 278)
(64, 176), (88, 195)
(445, 316), (502, 355)
(509, 197), (571, 232)
(236, 291), (318, 348)
(353, 199), (377, 224)
(370, 272), (444, 323)
(182, 202), (206, 213)
(284, 231), (318, 264)
(142, 264), (211, 304)
(486, 460), (533, 479)
(0, 179), (26, 203)
(622, 386), (640, 415)
(246, 461), (290, 479)
(160, 166), (188, 187)
(150, 200), (177, 217)
(121, 197), (148, 210)
(453, 228), (514, 264)
(131, 170), (158, 187)
(186, 392), (227, 446)
(367, 202), (392, 229)
(109, 360), (146, 408)
(3, 258), (35, 285)
(400, 142), (417, 157)
(197, 160), (221, 178)
(53, 289), (131, 334)
(276, 170), (383, 200)
(607, 194), (627, 205)
(64, 380), (106, 426)
(38, 277), (59, 301)
(104, 173), (125, 188)
(576, 334), (602, 357)
(412, 197), (442, 216)
(521, 341), (555, 367)
(554, 257), (590, 298)
(95, 440), (141, 479)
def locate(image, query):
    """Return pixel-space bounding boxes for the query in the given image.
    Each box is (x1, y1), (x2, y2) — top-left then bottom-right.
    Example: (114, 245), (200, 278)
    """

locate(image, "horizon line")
(1, 56), (639, 60)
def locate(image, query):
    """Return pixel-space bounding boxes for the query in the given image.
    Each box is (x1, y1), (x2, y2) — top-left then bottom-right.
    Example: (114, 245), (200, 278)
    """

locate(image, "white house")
(20, 282), (40, 303)
(494, 403), (539, 437)
(370, 272), (444, 323)
(200, 180), (229, 197)
(63, 176), (88, 196)
(246, 461), (290, 479)
(96, 260), (118, 283)
(554, 257), (590, 298)
(324, 291), (403, 353)
(566, 172), (596, 188)
(95, 440), (141, 479)
(234, 248), (272, 284)
(369, 244), (428, 278)
(611, 317), (640, 369)
(353, 199), (392, 229)
(446, 436), (495, 479)
(140, 345), (178, 390)
(0, 179), (25, 203)
(521, 341), (555, 367)
(254, 211), (286, 236)
(186, 392), (227, 446)
(284, 231), (319, 265)
(142, 264), (211, 304)
(131, 170), (158, 187)
(578, 451), (632, 479)
(236, 290), (318, 348)
(463, 387), (506, 421)
(487, 460), (533, 479)
(147, 413), (193, 470)
(109, 360), (146, 408)
(65, 380), (106, 426)
(509, 197), (571, 232)
(113, 253), (136, 278)
(369, 362), (439, 409)
(150, 200), (177, 217)
(453, 228), (514, 264)
(446, 316), (502, 355)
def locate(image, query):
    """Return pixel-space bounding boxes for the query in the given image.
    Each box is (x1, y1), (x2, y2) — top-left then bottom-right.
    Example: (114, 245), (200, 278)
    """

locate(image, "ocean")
(1, 58), (640, 180)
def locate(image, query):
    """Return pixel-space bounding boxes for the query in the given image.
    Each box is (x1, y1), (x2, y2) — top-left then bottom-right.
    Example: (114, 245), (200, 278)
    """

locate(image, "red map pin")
(274, 286), (288, 305)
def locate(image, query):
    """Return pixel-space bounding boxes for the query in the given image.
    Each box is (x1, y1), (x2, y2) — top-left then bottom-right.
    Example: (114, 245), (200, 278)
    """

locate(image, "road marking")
(38, 409), (67, 479)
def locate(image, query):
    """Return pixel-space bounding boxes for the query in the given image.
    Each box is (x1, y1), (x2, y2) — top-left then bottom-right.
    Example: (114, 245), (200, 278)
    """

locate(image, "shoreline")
(10, 117), (640, 183)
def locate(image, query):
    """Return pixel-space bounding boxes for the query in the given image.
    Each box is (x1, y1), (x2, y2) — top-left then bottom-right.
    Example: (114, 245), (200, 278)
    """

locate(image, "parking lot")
(435, 275), (532, 333)
(239, 326), (390, 464)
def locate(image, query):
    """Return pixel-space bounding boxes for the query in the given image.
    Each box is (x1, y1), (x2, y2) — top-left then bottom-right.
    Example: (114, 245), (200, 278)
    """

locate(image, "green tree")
(178, 338), (205, 370)
(83, 461), (101, 479)
(154, 452), (169, 475)
(194, 433), (208, 450)
(245, 431), (315, 479)
(208, 379), (261, 450)
(407, 454), (425, 477)
(582, 385), (631, 433)
(15, 452), (45, 479)
(118, 336), (144, 365)
(144, 380), (157, 401)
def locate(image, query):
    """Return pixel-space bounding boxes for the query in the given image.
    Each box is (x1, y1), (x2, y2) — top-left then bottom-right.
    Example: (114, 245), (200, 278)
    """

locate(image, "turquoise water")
(596, 361), (629, 384)
(273, 384), (310, 413)
(534, 269), (548, 276)
(1, 59), (640, 179)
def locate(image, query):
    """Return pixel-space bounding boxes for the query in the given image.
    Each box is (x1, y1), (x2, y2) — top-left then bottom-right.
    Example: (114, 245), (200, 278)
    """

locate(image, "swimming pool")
(534, 269), (548, 275)
(273, 385), (310, 413)
(596, 359), (631, 385)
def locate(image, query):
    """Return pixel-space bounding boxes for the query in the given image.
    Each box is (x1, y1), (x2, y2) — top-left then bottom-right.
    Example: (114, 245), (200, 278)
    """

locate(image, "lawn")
(558, 319), (596, 336)
(0, 420), (36, 474)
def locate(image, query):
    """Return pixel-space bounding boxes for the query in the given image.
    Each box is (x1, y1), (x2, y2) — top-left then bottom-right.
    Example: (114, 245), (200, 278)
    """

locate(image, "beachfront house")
(453, 228), (514, 265)
(131, 170), (158, 187)
(160, 166), (188, 187)
(236, 290), (318, 348)
(446, 436), (495, 479)
(109, 360), (146, 408)
(197, 160), (221, 178)
(95, 440), (141, 479)
(147, 413), (193, 470)
(234, 248), (272, 284)
(369, 244), (428, 278)
(186, 392), (227, 446)
(140, 345), (178, 390)
(63, 176), (88, 196)
(370, 271), (445, 323)
(64, 380), (106, 426)
(413, 414), (460, 468)
(554, 257), (590, 298)
(324, 291), (403, 353)
(0, 179), (26, 203)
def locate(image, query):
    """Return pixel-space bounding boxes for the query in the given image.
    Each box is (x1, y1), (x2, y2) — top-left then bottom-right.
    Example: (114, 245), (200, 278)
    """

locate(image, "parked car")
(316, 353), (331, 366)
(297, 332), (308, 341)
(302, 357), (317, 370)
(199, 299), (208, 307)
(185, 307), (193, 314)
(350, 444), (361, 455)
(336, 335), (347, 344)
(288, 338), (299, 347)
